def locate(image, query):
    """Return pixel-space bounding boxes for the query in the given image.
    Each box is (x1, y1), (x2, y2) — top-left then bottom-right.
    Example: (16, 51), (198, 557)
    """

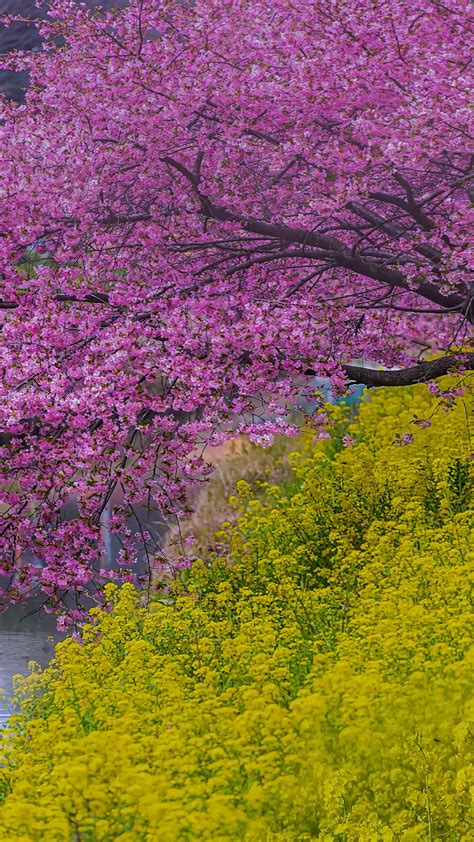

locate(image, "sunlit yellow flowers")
(1, 380), (473, 840)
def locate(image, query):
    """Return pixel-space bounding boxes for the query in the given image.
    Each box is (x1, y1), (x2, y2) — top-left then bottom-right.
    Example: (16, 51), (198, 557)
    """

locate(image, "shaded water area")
(0, 496), (167, 724)
(0, 604), (64, 726)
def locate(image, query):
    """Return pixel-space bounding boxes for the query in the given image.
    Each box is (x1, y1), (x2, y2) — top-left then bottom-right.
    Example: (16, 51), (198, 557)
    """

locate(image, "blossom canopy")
(0, 0), (472, 609)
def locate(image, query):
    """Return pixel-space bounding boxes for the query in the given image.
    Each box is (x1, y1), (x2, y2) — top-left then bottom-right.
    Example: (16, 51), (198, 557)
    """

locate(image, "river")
(0, 497), (166, 724)
(0, 605), (64, 726)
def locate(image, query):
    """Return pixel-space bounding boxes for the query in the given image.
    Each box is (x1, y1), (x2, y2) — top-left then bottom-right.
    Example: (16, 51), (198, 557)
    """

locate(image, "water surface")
(0, 605), (63, 726)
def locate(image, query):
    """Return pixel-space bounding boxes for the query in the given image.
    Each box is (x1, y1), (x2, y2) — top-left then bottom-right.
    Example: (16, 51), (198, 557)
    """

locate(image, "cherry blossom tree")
(0, 0), (472, 613)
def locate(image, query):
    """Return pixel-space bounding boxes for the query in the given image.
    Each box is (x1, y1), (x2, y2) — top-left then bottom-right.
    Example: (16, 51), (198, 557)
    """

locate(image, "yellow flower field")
(0, 381), (472, 840)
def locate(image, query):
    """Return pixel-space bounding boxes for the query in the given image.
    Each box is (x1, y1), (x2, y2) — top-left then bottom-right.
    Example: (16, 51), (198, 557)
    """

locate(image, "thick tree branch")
(339, 354), (474, 387)
(160, 156), (466, 314)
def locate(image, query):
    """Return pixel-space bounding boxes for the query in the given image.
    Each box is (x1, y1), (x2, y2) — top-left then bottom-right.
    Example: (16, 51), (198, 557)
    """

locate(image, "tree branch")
(160, 156), (466, 314)
(339, 353), (474, 387)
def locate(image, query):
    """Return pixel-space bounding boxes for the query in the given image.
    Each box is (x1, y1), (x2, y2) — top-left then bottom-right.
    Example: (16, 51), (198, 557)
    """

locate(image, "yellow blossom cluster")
(0, 381), (472, 840)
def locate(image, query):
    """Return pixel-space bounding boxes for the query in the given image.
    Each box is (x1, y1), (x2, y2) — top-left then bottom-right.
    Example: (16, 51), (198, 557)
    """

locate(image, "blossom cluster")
(0, 382), (472, 839)
(0, 0), (472, 607)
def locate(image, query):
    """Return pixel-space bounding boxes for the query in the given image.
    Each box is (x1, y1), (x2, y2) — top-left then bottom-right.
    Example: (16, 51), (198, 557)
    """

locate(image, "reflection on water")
(0, 605), (63, 726)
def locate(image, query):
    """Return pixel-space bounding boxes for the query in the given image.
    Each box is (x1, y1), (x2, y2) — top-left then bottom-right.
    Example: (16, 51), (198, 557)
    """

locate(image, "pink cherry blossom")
(0, 0), (472, 613)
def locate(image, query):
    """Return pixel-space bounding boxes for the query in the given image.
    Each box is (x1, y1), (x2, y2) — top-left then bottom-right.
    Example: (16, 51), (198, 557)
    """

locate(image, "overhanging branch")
(340, 354), (474, 387)
(160, 155), (467, 314)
